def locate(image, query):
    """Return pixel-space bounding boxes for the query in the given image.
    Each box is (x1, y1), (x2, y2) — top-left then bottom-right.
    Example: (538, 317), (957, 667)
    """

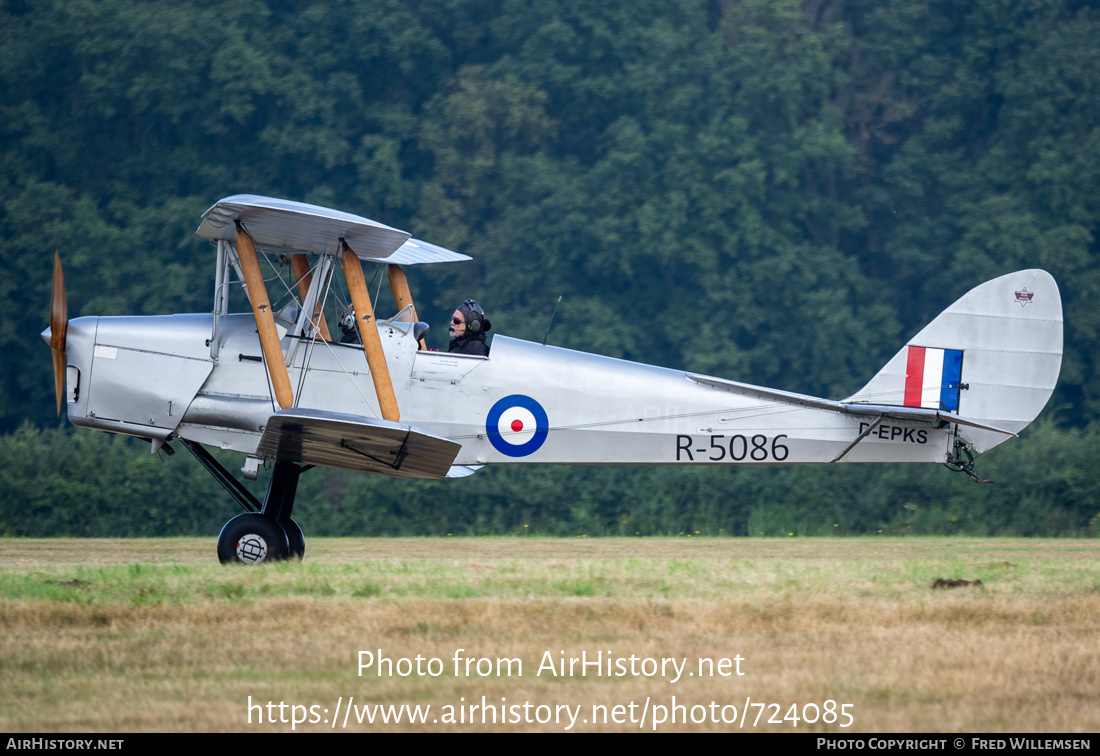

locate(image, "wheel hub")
(236, 534), (269, 563)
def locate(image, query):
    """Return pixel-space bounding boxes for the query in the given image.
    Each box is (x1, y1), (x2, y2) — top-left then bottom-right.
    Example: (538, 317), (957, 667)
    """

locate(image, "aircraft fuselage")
(58, 312), (951, 469)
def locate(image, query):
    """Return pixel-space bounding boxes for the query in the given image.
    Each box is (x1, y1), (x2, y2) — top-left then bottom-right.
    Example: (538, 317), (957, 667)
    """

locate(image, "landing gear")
(179, 439), (312, 564)
(944, 437), (993, 484)
(283, 518), (306, 560)
(217, 513), (289, 564)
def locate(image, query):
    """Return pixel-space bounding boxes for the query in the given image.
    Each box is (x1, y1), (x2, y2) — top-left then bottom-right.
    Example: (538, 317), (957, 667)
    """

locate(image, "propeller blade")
(52, 348), (66, 416)
(50, 252), (67, 415)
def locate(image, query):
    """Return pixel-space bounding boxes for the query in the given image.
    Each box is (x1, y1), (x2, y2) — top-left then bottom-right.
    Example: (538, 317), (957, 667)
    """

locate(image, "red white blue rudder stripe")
(904, 347), (963, 411)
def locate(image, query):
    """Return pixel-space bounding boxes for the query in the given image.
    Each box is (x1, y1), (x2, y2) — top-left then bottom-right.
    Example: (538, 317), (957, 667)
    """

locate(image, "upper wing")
(387, 236), (472, 265)
(256, 408), (462, 479)
(197, 194), (471, 264)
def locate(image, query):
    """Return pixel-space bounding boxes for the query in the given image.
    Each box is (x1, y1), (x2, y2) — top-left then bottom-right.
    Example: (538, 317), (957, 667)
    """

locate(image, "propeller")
(49, 252), (68, 415)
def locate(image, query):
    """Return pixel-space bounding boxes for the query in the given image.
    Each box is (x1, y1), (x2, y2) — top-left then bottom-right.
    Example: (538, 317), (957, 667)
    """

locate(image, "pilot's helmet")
(458, 298), (490, 335)
(339, 306), (356, 334)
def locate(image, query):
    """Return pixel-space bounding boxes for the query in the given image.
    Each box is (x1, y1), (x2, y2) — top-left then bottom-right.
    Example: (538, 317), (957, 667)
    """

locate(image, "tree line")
(1, 0), (1097, 536)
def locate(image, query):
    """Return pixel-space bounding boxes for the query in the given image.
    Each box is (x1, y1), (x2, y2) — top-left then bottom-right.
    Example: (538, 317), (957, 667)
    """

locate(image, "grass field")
(1, 537), (1097, 732)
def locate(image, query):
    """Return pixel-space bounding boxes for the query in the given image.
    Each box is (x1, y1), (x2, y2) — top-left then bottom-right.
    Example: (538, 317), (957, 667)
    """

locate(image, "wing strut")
(387, 264), (426, 350)
(341, 241), (401, 422)
(290, 254), (333, 341)
(236, 222), (294, 409)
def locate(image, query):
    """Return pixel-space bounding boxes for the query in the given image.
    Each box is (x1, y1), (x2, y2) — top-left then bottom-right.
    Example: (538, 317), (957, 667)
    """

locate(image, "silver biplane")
(43, 195), (1063, 564)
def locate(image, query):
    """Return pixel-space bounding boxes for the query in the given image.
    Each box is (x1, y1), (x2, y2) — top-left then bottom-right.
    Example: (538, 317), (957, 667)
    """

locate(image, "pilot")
(448, 299), (491, 356)
(338, 305), (361, 345)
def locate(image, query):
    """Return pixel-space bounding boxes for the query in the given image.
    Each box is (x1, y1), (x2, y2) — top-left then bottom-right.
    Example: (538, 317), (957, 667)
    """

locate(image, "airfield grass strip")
(1, 537), (1097, 732)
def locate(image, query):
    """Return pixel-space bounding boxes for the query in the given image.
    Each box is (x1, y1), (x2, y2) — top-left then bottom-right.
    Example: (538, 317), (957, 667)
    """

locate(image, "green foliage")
(1, 0), (1097, 536)
(1, 420), (1095, 537)
(0, 423), (254, 537)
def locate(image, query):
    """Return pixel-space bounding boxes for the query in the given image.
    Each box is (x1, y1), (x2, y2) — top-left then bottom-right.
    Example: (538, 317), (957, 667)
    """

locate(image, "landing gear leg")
(179, 439), (312, 564)
(259, 460), (309, 560)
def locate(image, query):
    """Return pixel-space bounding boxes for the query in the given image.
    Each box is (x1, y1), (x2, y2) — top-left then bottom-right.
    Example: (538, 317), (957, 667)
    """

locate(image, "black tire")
(282, 518), (306, 560)
(217, 513), (290, 565)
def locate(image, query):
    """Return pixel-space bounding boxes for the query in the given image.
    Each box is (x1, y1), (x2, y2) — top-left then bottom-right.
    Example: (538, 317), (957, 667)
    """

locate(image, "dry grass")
(1, 537), (1097, 732)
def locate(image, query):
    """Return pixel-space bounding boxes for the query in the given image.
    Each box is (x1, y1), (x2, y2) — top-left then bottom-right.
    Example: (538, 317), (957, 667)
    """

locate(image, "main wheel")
(282, 518), (305, 560)
(217, 513), (290, 565)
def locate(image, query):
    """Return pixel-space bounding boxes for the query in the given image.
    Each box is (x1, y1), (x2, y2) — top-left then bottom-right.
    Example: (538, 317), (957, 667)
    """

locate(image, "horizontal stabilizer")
(686, 374), (1015, 436)
(256, 408), (461, 479)
(835, 403), (1015, 437)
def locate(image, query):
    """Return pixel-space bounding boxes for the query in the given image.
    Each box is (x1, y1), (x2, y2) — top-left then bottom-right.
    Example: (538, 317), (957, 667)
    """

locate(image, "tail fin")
(846, 270), (1062, 453)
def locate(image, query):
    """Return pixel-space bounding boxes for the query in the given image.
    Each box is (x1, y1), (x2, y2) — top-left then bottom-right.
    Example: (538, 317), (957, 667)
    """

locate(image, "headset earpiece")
(463, 298), (484, 334)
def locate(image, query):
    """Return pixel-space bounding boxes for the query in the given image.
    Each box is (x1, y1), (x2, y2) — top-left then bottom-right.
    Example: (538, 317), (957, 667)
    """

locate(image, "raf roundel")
(486, 395), (549, 457)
